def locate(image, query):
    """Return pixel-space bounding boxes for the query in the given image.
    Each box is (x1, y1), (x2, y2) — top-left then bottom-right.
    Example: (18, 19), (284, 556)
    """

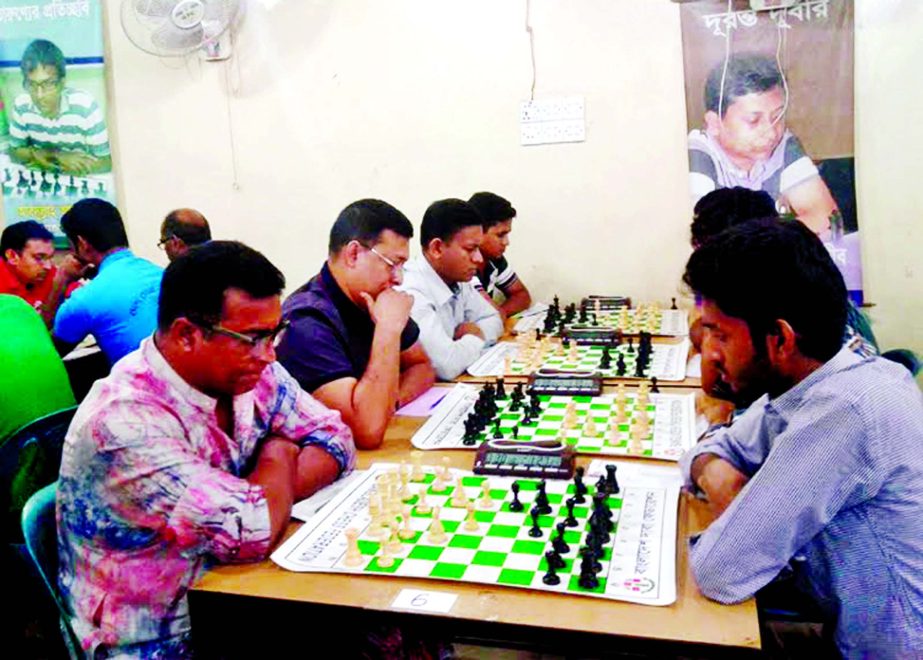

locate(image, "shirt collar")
(414, 256), (457, 307)
(142, 336), (220, 413)
(98, 248), (132, 272)
(767, 347), (863, 419)
(320, 262), (369, 323)
(0, 260), (26, 295)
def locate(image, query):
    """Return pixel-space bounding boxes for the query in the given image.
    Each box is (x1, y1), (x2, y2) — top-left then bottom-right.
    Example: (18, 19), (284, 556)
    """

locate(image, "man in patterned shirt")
(680, 218), (923, 658)
(8, 39), (111, 175)
(467, 191), (532, 320)
(57, 241), (356, 657)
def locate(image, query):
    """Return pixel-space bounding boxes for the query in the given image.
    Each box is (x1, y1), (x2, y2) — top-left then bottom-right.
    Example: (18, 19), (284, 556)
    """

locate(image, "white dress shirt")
(399, 256), (503, 380)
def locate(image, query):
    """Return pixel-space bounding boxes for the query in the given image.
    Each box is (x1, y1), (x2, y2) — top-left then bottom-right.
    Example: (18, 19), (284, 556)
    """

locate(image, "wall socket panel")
(520, 96), (586, 146)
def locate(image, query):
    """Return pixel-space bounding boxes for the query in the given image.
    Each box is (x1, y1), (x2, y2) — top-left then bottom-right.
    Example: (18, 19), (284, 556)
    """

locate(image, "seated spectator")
(57, 241), (355, 657)
(53, 198), (163, 364)
(159, 208), (212, 262)
(277, 199), (435, 449)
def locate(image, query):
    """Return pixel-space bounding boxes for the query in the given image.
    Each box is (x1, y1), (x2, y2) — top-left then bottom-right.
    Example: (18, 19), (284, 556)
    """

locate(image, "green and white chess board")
(411, 384), (695, 461)
(514, 307), (689, 337)
(272, 461), (680, 606)
(467, 339), (690, 381)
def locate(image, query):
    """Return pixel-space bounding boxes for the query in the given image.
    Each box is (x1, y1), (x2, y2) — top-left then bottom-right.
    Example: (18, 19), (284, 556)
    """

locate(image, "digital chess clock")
(563, 326), (618, 345)
(581, 295), (631, 310)
(527, 370), (603, 396)
(473, 439), (576, 479)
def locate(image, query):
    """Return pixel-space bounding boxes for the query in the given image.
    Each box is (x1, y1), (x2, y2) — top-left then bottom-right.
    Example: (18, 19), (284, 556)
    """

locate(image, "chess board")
(467, 339), (691, 381)
(1, 163), (109, 200)
(272, 461), (680, 606)
(514, 307), (689, 337)
(412, 384), (696, 462)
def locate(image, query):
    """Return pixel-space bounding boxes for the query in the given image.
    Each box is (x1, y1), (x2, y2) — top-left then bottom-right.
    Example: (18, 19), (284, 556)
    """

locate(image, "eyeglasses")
(367, 245), (404, 275)
(157, 236), (172, 249)
(201, 319), (290, 350)
(26, 78), (62, 93)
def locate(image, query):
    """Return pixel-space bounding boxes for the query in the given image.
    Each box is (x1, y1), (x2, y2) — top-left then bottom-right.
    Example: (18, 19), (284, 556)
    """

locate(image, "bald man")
(159, 209), (211, 262)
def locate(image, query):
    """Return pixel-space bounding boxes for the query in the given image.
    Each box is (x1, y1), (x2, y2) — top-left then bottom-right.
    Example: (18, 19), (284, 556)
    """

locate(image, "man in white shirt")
(400, 199), (503, 380)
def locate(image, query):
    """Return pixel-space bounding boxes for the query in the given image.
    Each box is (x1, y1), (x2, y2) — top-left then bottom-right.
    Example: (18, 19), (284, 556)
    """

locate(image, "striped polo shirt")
(9, 87), (110, 158)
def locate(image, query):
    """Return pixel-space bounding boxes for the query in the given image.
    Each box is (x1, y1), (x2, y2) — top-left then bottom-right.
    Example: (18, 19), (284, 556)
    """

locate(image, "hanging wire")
(525, 0), (536, 100)
(716, 0), (734, 123)
(223, 27), (241, 191)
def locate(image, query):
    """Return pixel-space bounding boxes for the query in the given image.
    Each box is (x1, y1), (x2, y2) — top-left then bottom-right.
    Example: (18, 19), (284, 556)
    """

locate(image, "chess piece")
(564, 497), (579, 527)
(528, 507), (543, 537)
(464, 502), (479, 531)
(399, 506), (415, 540)
(377, 541), (395, 568)
(583, 416), (598, 438)
(509, 482), (524, 512)
(492, 417), (503, 439)
(478, 481), (494, 509)
(542, 559), (561, 586)
(605, 464), (620, 494)
(344, 528), (363, 567)
(650, 377), (660, 394)
(451, 482), (470, 507)
(552, 522), (570, 554)
(416, 486), (432, 514)
(573, 467), (588, 503)
(386, 527), (403, 554)
(533, 480), (552, 514)
(410, 452), (426, 481)
(427, 506), (448, 544)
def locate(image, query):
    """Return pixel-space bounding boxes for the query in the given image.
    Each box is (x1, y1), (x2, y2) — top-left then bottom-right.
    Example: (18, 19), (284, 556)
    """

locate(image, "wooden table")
(190, 414), (760, 658)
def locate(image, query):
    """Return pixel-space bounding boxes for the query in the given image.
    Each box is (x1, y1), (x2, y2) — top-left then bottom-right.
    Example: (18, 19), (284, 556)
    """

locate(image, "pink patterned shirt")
(57, 338), (355, 657)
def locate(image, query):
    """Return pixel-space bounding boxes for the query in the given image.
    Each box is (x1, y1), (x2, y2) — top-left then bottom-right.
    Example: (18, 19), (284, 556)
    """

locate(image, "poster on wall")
(679, 0), (862, 301)
(0, 0), (114, 241)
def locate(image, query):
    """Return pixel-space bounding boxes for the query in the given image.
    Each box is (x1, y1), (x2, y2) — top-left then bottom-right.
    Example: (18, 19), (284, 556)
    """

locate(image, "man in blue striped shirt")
(8, 39), (111, 175)
(679, 218), (923, 658)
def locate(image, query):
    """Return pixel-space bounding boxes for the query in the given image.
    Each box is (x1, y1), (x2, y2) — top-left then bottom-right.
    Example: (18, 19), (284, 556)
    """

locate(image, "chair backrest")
(0, 406), (77, 543)
(22, 481), (84, 659)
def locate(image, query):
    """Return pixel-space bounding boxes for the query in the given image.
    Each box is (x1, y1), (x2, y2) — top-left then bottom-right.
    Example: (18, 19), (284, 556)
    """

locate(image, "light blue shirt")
(54, 249), (163, 365)
(680, 348), (923, 659)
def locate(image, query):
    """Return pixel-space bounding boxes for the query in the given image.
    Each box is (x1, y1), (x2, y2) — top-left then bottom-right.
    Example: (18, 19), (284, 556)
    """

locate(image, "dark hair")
(691, 187), (778, 248)
(1, 220), (54, 254)
(420, 199), (483, 249)
(60, 198), (128, 252)
(20, 39), (66, 81)
(158, 240), (285, 331)
(162, 209), (212, 246)
(704, 53), (783, 117)
(683, 218), (847, 362)
(467, 192), (517, 229)
(329, 199), (413, 254)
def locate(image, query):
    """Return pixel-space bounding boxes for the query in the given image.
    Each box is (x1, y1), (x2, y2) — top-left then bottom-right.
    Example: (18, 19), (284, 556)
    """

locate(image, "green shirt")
(0, 295), (75, 442)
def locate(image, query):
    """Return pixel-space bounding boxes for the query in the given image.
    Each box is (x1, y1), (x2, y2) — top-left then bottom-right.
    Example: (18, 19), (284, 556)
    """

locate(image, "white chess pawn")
(464, 502), (479, 531)
(387, 526), (404, 554)
(606, 420), (620, 446)
(366, 501), (385, 539)
(344, 528), (363, 567)
(451, 482), (470, 508)
(441, 457), (454, 485)
(568, 345), (579, 362)
(416, 486), (432, 514)
(377, 541), (395, 568)
(583, 416), (598, 438)
(478, 481), (494, 509)
(398, 471), (413, 501)
(427, 506), (448, 544)
(399, 506), (415, 540)
(410, 452), (425, 482)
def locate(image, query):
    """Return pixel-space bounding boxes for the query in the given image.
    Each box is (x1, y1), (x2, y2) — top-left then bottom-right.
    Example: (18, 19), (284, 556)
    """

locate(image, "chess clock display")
(527, 370), (603, 396)
(581, 295), (631, 311)
(562, 326), (618, 345)
(474, 439), (576, 479)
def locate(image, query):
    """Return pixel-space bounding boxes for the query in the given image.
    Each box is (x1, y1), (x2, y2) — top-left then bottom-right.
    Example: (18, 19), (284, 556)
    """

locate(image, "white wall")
(103, 0), (922, 369)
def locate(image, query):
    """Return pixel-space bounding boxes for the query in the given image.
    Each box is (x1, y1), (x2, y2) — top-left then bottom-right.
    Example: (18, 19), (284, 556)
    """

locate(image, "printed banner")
(0, 0), (114, 242)
(680, 0), (862, 301)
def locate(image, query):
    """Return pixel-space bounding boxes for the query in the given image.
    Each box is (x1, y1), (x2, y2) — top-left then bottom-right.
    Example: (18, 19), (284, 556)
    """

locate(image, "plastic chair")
(0, 406), (77, 544)
(21, 482), (84, 659)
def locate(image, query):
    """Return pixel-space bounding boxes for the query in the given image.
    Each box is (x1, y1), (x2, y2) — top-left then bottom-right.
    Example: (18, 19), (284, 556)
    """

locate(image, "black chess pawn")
(650, 377), (659, 394)
(627, 336), (635, 353)
(492, 418), (503, 439)
(562, 337), (571, 350)
(671, 297), (677, 310)
(511, 425), (519, 440)
(535, 329), (542, 342)
(521, 411), (532, 426)
(552, 522), (570, 554)
(545, 548), (566, 571)
(599, 345), (612, 370)
(495, 377), (506, 399)
(591, 312), (598, 326)
(80, 179), (90, 195)
(509, 482), (524, 512)
(564, 497), (579, 527)
(542, 563), (561, 586)
(573, 466), (588, 503)
(595, 475), (608, 496)
(533, 480), (552, 514)
(605, 464), (620, 494)
(528, 507), (543, 537)
(578, 305), (588, 323)
(616, 353), (627, 376)
(553, 295), (560, 310)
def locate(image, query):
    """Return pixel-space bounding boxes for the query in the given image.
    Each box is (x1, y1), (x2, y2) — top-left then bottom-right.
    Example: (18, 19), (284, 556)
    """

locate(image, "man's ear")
(704, 110), (722, 138)
(765, 319), (798, 364)
(4, 248), (19, 264)
(342, 240), (362, 267)
(171, 317), (202, 352)
(427, 238), (445, 260)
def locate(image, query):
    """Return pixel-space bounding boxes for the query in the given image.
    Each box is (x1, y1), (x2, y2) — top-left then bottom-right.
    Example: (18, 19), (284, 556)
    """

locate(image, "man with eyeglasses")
(57, 240), (356, 657)
(53, 198), (163, 364)
(8, 39), (111, 175)
(158, 208), (212, 262)
(0, 220), (85, 326)
(276, 199), (435, 449)
(399, 198), (503, 380)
